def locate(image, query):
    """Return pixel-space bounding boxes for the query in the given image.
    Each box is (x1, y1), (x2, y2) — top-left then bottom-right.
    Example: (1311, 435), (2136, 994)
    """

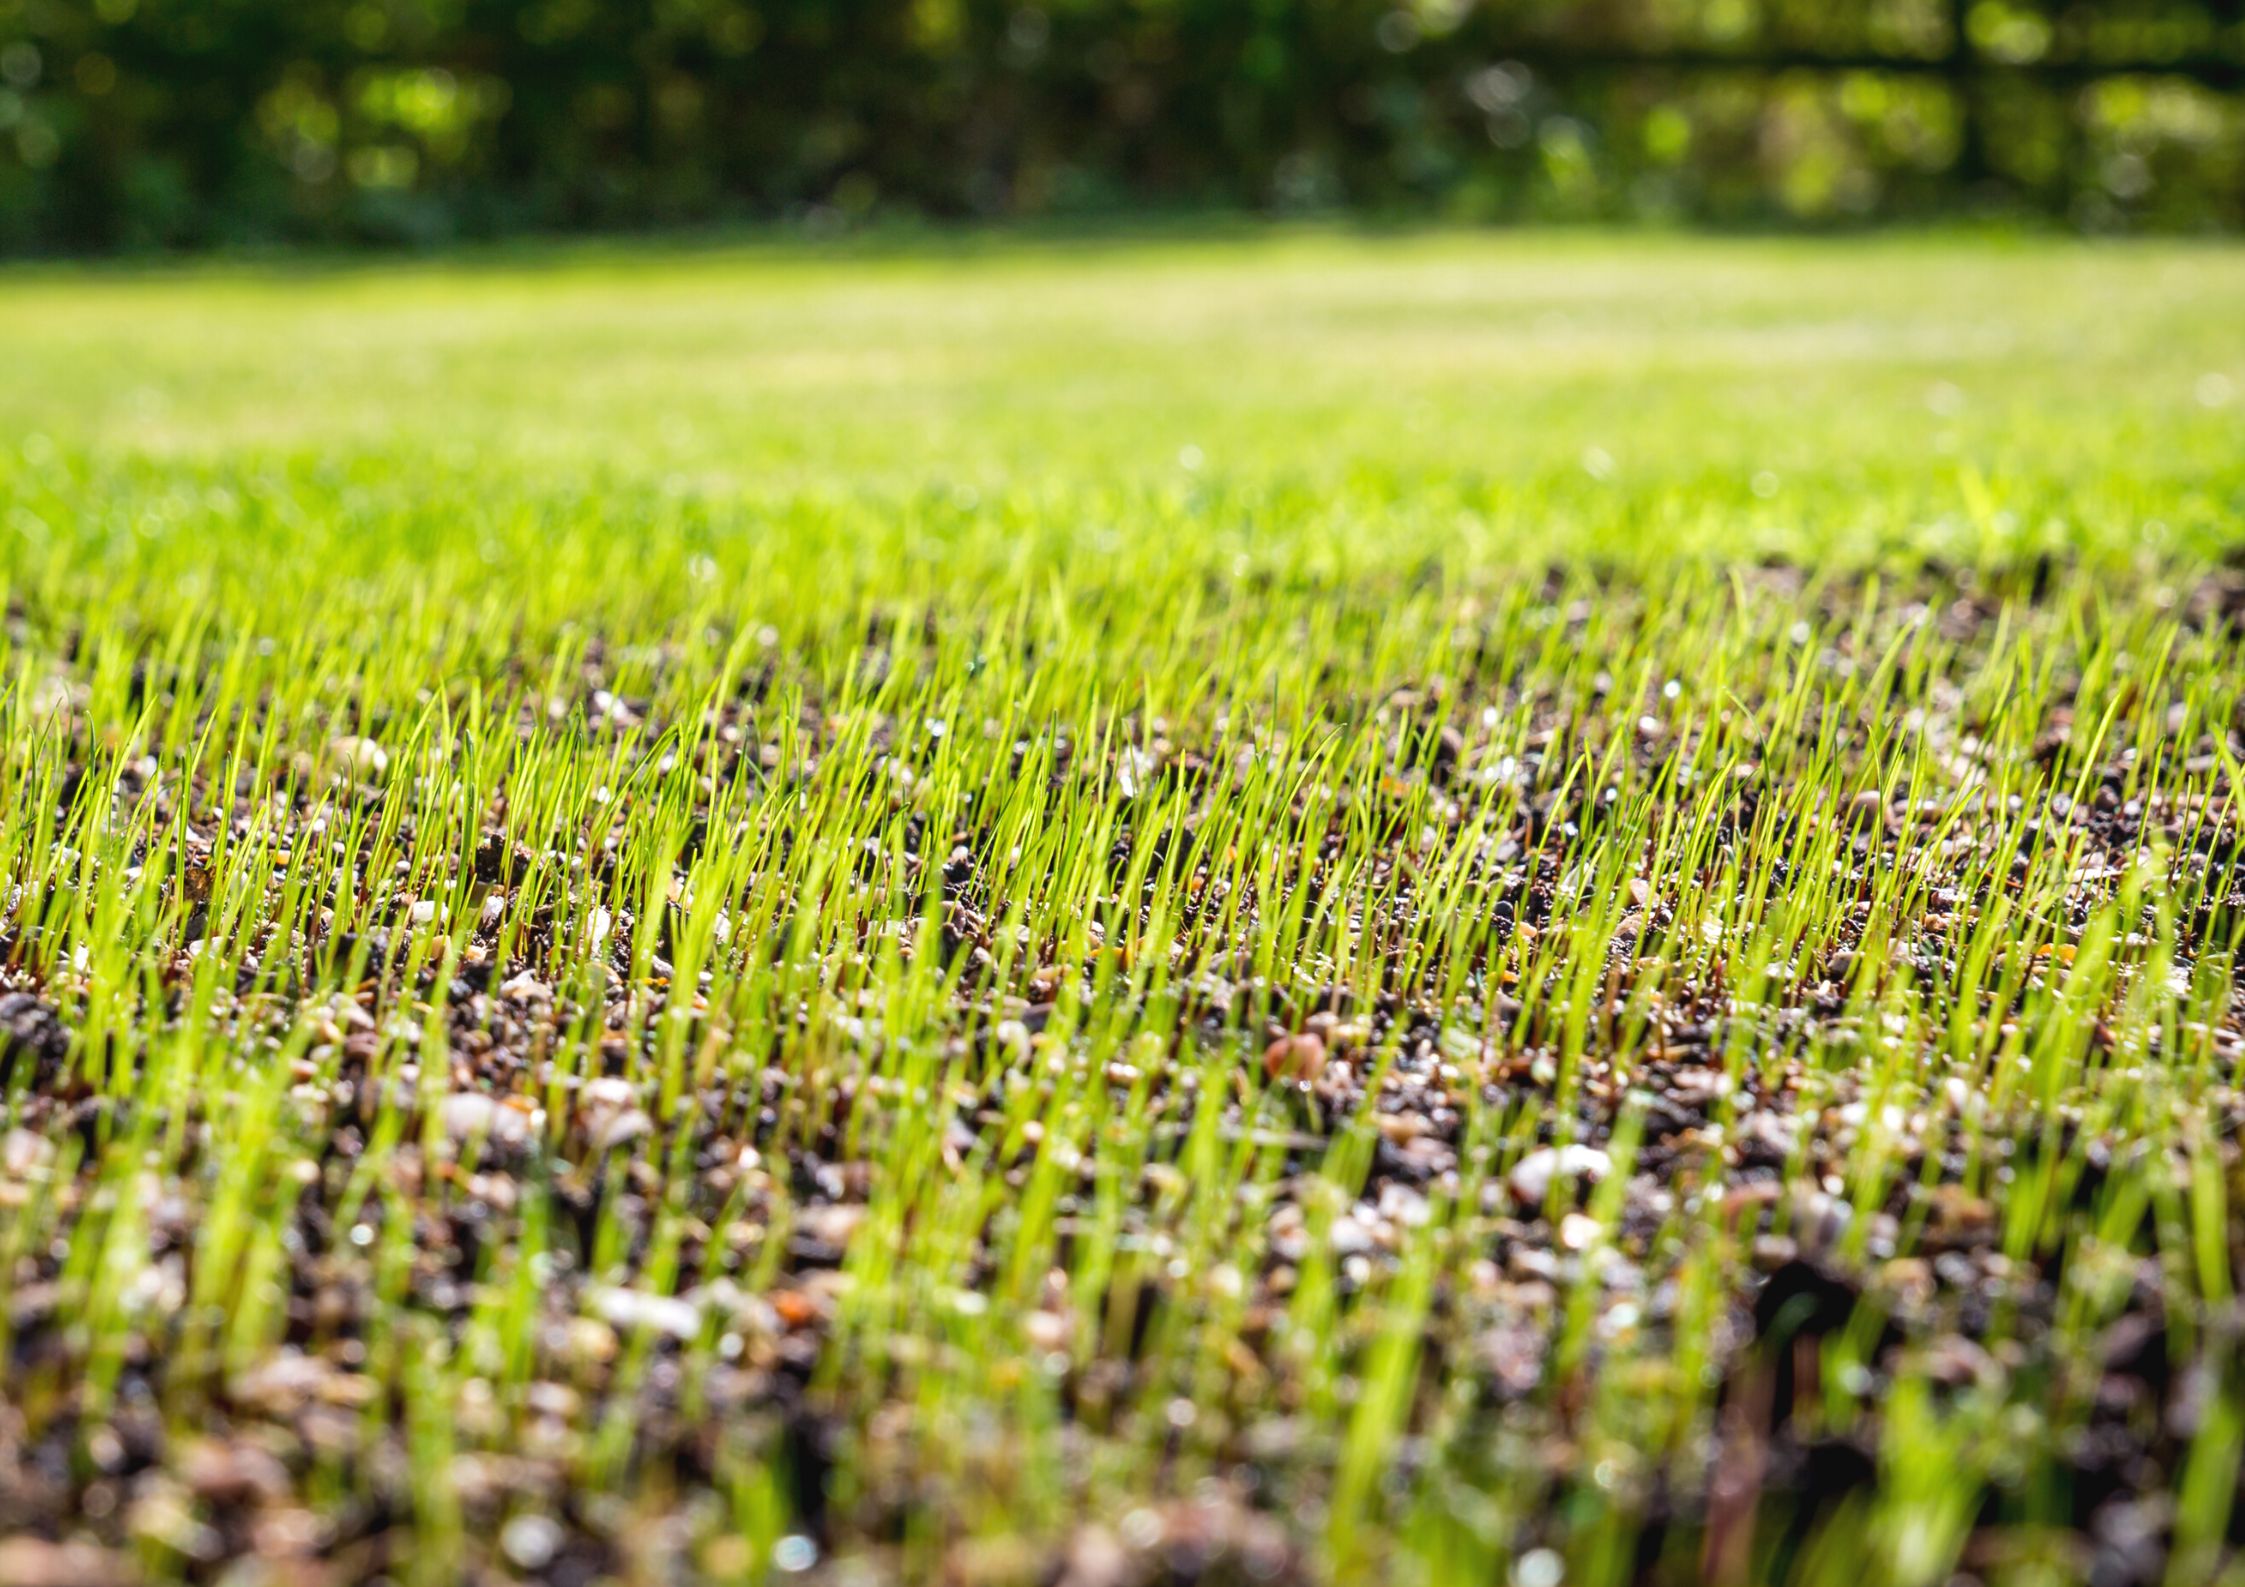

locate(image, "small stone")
(593, 1108), (652, 1152)
(501, 1513), (565, 1571)
(771, 1290), (822, 1330)
(799, 1203), (865, 1247)
(439, 1092), (537, 1149)
(499, 969), (552, 1003)
(181, 1438), (291, 1505)
(1508, 1144), (1613, 1206)
(1516, 1545), (1564, 1587)
(1262, 1031), (1327, 1082)
(582, 1076), (636, 1110)
(593, 1287), (702, 1340)
(1377, 1182), (1431, 1227)
(1330, 1214), (1375, 1256)
(331, 736), (388, 779)
(1025, 1308), (1071, 1353)
(773, 1535), (819, 1573)
(229, 1350), (334, 1415)
(3, 1128), (55, 1175)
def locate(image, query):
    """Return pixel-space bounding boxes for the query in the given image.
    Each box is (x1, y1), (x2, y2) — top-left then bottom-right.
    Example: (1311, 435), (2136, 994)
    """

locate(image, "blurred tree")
(2, 0), (2241, 249)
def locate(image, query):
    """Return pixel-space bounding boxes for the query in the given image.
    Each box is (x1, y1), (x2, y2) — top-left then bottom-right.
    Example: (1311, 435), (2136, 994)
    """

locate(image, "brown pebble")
(1262, 1031), (1327, 1082)
(181, 1438), (291, 1506)
(772, 1290), (822, 1330)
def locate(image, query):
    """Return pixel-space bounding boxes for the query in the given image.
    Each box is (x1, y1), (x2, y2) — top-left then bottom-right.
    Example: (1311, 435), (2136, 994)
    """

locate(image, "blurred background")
(3, 0), (2243, 254)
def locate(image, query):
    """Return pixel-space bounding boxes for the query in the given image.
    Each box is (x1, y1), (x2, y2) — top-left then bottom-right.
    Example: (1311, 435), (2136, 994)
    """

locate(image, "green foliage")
(3, 0), (2245, 251)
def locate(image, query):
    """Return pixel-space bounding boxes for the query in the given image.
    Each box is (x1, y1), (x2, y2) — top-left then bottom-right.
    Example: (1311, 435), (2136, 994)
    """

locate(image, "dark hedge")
(3, 0), (2243, 251)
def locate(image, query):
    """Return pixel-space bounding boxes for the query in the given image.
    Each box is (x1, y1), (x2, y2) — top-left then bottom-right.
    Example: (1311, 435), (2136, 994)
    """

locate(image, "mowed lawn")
(3, 232), (2245, 1586)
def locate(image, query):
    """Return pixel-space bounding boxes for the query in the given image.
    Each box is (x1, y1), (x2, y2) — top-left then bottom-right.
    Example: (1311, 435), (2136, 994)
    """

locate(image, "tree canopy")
(4, 0), (2243, 250)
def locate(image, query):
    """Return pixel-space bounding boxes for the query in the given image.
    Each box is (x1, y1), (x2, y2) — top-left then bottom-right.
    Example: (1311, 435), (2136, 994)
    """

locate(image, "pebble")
(3, 1127), (54, 1175)
(499, 969), (553, 1003)
(181, 1438), (291, 1505)
(501, 1513), (565, 1571)
(439, 1092), (538, 1149)
(593, 1287), (703, 1340)
(331, 735), (388, 778)
(1262, 1031), (1327, 1082)
(1330, 1213), (1375, 1256)
(592, 1107), (652, 1152)
(1508, 1144), (1613, 1205)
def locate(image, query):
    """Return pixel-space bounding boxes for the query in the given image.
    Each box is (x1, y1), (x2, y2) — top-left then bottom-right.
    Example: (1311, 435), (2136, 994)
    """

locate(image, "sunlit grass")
(2, 228), (2244, 1585)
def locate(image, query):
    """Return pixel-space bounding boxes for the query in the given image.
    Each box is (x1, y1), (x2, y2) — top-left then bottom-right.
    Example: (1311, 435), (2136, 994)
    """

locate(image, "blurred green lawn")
(5, 230), (2241, 578)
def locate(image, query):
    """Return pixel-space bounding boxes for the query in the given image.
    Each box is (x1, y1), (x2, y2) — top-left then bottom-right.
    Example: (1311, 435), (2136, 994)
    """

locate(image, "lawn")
(3, 229), (2245, 1586)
